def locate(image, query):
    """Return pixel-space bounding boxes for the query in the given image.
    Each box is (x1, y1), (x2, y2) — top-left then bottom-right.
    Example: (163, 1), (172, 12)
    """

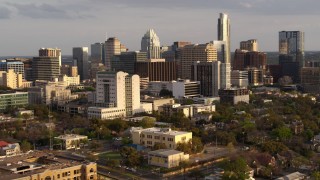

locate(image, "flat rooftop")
(134, 127), (191, 136)
(149, 149), (184, 156)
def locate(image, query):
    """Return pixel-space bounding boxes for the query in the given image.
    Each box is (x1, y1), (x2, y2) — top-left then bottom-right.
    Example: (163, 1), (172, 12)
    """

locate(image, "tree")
(140, 117), (156, 128)
(261, 141), (288, 154)
(227, 142), (235, 153)
(311, 171), (320, 180)
(191, 137), (204, 153)
(107, 119), (128, 133)
(120, 146), (142, 167)
(20, 140), (32, 152)
(221, 157), (250, 180)
(272, 126), (292, 141)
(153, 142), (167, 150)
(159, 89), (173, 97)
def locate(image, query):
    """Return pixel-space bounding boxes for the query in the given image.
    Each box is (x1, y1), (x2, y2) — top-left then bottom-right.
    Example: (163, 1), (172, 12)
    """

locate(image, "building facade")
(32, 57), (60, 81)
(91, 42), (104, 63)
(218, 88), (250, 104)
(73, 47), (89, 80)
(217, 13), (230, 64)
(131, 127), (192, 149)
(240, 39), (258, 51)
(0, 60), (25, 79)
(39, 48), (62, 66)
(148, 149), (189, 168)
(135, 59), (177, 81)
(141, 29), (161, 59)
(178, 43), (217, 79)
(105, 37), (121, 70)
(0, 92), (28, 112)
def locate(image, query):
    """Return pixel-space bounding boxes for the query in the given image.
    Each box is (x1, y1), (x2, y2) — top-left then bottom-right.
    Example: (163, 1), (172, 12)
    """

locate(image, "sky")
(0, 0), (319, 56)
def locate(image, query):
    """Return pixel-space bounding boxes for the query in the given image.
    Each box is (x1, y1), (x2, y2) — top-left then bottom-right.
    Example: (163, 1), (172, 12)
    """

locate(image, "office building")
(178, 43), (217, 79)
(231, 70), (248, 88)
(300, 67), (320, 93)
(172, 79), (200, 99)
(218, 88), (249, 104)
(39, 48), (62, 66)
(141, 29), (161, 59)
(279, 31), (305, 67)
(0, 60), (25, 79)
(91, 42), (104, 63)
(131, 127), (192, 149)
(73, 47), (89, 80)
(135, 59), (177, 81)
(105, 37), (121, 70)
(0, 151), (97, 180)
(246, 68), (264, 86)
(148, 149), (189, 168)
(192, 61), (230, 97)
(32, 57), (60, 81)
(217, 13), (230, 63)
(233, 49), (267, 71)
(111, 51), (147, 74)
(88, 71), (152, 119)
(240, 39), (258, 51)
(0, 92), (28, 112)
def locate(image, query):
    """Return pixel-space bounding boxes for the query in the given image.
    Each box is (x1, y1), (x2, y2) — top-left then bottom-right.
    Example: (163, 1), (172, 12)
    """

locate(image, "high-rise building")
(73, 47), (89, 80)
(135, 59), (177, 81)
(217, 13), (230, 63)
(178, 43), (217, 79)
(111, 51), (147, 74)
(279, 31), (305, 66)
(32, 57), (60, 81)
(105, 37), (121, 70)
(0, 60), (25, 79)
(88, 71), (152, 119)
(240, 39), (258, 51)
(192, 61), (229, 97)
(141, 29), (161, 59)
(0, 69), (23, 89)
(39, 48), (62, 66)
(233, 49), (267, 71)
(91, 42), (104, 63)
(231, 70), (248, 88)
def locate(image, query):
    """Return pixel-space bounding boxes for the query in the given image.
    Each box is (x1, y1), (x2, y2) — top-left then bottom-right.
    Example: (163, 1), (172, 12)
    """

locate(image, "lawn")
(99, 151), (121, 160)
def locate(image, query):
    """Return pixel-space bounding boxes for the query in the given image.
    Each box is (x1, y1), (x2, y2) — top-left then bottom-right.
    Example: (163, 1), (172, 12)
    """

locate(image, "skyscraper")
(178, 43), (217, 79)
(105, 37), (121, 70)
(73, 47), (89, 80)
(91, 42), (104, 63)
(141, 29), (161, 59)
(217, 13), (230, 64)
(32, 57), (60, 81)
(279, 31), (305, 66)
(39, 48), (62, 66)
(240, 39), (258, 51)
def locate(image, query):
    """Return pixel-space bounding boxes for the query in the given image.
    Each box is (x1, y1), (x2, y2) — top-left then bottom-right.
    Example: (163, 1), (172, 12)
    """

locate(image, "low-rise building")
(0, 141), (20, 157)
(141, 97), (175, 111)
(275, 172), (308, 180)
(0, 92), (28, 112)
(132, 127), (192, 149)
(55, 134), (88, 150)
(0, 151), (97, 180)
(219, 88), (250, 104)
(148, 149), (189, 168)
(158, 103), (215, 118)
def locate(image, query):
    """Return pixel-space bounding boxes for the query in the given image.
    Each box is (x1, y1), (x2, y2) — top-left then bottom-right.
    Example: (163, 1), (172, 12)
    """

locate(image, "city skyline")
(0, 0), (319, 55)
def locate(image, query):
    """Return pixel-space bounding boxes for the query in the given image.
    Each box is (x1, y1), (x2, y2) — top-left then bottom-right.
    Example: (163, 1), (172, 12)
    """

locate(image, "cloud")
(7, 2), (94, 19)
(0, 6), (11, 19)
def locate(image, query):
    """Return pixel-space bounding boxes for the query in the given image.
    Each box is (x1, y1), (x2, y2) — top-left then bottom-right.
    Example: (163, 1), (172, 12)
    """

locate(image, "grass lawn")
(99, 151), (121, 160)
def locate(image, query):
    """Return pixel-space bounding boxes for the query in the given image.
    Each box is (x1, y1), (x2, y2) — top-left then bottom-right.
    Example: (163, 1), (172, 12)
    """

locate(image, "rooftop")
(55, 134), (87, 140)
(148, 149), (184, 157)
(133, 127), (191, 136)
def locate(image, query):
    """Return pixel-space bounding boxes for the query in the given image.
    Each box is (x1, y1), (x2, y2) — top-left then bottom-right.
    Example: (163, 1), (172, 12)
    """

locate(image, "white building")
(55, 134), (88, 150)
(88, 71), (152, 120)
(0, 141), (20, 157)
(58, 74), (80, 86)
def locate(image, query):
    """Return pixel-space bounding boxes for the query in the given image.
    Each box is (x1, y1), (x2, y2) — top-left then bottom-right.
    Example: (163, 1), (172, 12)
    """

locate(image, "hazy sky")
(0, 0), (319, 56)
